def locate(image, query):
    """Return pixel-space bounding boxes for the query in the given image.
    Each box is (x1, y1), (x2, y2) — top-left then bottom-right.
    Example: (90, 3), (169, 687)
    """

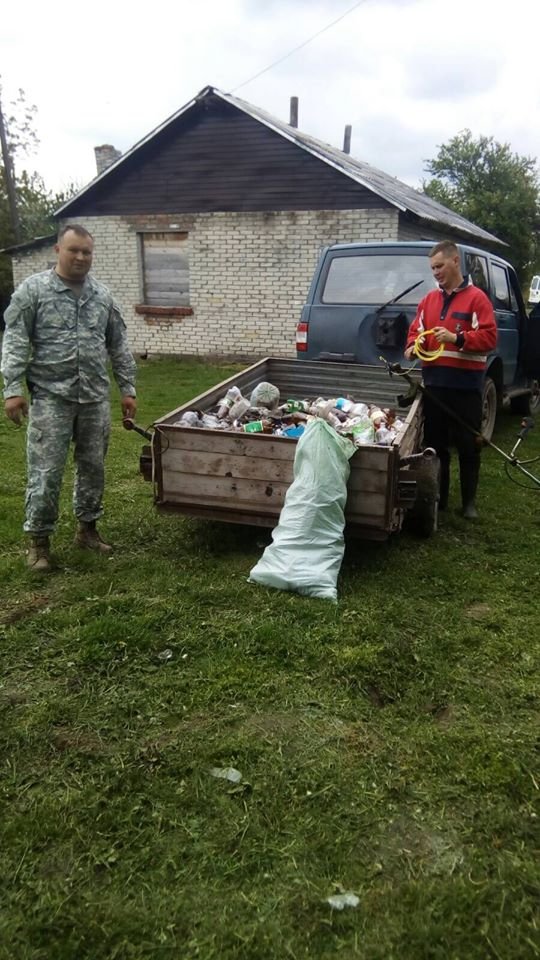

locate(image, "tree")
(0, 172), (78, 309)
(0, 82), (78, 312)
(423, 130), (540, 286)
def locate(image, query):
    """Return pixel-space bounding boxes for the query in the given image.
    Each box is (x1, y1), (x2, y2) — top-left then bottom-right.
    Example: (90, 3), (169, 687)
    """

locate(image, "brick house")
(5, 85), (502, 358)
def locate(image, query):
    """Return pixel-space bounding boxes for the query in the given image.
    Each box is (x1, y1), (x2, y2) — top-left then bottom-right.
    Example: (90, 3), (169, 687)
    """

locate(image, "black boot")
(460, 458), (480, 519)
(438, 452), (450, 511)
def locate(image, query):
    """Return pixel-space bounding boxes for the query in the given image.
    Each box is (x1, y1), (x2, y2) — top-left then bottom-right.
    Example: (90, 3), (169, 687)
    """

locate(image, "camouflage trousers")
(24, 393), (111, 536)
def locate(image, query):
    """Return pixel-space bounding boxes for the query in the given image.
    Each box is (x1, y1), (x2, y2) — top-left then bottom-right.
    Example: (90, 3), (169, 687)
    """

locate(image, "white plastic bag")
(249, 419), (356, 601)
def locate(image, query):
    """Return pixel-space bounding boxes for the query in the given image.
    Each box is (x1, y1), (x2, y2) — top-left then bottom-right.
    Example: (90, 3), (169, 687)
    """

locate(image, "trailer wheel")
(407, 456), (440, 538)
(510, 380), (540, 416)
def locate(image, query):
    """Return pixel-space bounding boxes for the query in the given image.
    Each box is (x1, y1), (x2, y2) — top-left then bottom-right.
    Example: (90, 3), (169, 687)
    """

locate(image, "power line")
(230, 0), (371, 94)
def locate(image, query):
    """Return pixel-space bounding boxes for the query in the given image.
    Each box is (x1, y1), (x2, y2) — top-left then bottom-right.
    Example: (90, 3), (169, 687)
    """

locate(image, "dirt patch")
(464, 602), (492, 621)
(1, 594), (50, 625)
(375, 814), (464, 876)
(141, 709), (380, 760)
(241, 710), (349, 745)
(0, 690), (28, 708)
(51, 726), (108, 755)
(423, 702), (456, 726)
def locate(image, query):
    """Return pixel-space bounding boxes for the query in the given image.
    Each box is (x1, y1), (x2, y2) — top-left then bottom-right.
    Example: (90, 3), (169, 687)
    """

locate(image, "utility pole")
(0, 87), (21, 243)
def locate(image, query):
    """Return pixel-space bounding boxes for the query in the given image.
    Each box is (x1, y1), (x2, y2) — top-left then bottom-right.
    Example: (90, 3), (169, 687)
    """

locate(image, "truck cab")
(296, 241), (540, 437)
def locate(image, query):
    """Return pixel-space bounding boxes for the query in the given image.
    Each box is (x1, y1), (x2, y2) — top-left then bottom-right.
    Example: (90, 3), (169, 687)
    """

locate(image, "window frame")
(136, 229), (193, 318)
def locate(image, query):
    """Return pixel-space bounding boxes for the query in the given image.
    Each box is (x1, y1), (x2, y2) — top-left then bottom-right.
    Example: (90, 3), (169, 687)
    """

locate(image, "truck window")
(491, 263), (511, 310)
(464, 252), (489, 293)
(321, 254), (435, 305)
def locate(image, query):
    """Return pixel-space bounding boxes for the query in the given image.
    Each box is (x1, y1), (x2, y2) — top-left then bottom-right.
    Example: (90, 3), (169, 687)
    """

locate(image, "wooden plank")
(159, 429), (297, 462)
(159, 488), (388, 526)
(161, 493), (282, 518)
(162, 448), (295, 483)
(160, 446), (391, 494)
(162, 472), (289, 506)
(161, 470), (387, 513)
(347, 468), (390, 494)
(157, 501), (278, 527)
(160, 428), (393, 472)
(146, 290), (190, 303)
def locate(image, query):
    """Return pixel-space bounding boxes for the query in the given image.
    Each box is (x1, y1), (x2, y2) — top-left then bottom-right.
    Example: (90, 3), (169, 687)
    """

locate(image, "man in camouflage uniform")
(1, 224), (137, 572)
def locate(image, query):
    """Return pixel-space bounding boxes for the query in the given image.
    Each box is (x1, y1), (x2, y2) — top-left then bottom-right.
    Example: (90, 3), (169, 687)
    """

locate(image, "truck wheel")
(510, 380), (540, 416)
(407, 456), (440, 538)
(482, 377), (497, 442)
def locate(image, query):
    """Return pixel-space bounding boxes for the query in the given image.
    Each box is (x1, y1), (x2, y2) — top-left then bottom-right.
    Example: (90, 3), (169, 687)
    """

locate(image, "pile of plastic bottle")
(174, 381), (405, 446)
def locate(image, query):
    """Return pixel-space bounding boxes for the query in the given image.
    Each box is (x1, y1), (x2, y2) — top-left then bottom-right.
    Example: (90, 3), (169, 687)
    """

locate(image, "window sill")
(135, 305), (193, 318)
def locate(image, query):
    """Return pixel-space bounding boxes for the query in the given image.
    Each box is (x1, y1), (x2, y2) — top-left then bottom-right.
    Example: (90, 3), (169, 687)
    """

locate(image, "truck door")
(490, 261), (519, 385)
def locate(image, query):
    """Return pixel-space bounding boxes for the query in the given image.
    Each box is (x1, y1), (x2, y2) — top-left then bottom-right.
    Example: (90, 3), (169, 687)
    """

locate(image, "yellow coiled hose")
(413, 328), (445, 361)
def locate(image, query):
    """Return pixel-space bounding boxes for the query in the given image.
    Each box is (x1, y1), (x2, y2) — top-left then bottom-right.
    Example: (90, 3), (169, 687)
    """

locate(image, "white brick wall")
(12, 245), (57, 286)
(10, 208), (399, 357)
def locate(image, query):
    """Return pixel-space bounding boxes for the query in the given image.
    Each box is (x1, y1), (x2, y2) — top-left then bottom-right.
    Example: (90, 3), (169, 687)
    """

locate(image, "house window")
(141, 232), (189, 306)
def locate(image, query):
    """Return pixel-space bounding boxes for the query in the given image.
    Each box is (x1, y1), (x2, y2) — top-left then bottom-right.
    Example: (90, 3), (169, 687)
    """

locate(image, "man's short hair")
(57, 224), (94, 242)
(429, 240), (459, 258)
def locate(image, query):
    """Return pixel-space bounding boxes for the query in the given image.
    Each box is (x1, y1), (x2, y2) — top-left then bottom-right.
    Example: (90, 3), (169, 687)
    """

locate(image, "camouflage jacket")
(1, 270), (137, 402)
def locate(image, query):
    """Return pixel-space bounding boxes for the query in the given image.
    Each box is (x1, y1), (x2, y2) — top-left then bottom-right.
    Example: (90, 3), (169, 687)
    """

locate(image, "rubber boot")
(460, 458), (480, 519)
(27, 536), (52, 573)
(75, 521), (113, 554)
(438, 453), (450, 511)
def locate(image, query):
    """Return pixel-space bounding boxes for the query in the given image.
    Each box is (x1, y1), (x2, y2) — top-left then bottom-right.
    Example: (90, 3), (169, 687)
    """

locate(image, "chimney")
(289, 96), (298, 128)
(94, 144), (122, 175)
(343, 125), (352, 154)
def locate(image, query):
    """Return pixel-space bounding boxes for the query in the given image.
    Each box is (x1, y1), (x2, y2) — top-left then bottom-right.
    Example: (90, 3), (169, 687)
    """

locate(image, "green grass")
(0, 357), (539, 960)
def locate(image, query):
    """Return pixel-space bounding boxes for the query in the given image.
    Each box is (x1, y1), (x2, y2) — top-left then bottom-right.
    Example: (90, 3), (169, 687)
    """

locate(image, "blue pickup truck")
(296, 241), (540, 439)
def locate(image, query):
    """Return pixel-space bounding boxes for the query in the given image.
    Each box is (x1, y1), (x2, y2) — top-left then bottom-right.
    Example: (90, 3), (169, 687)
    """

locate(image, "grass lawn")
(0, 357), (538, 960)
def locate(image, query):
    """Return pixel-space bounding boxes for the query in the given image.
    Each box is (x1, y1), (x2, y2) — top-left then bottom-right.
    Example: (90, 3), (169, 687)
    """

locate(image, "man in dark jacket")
(405, 240), (497, 519)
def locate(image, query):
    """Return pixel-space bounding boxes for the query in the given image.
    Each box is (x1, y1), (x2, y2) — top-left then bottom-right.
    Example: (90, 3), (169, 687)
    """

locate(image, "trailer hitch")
(122, 417), (153, 440)
(122, 418), (155, 481)
(399, 447), (437, 468)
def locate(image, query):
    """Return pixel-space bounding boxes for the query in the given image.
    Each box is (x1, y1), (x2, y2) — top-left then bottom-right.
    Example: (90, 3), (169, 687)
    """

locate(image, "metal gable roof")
(54, 85), (503, 246)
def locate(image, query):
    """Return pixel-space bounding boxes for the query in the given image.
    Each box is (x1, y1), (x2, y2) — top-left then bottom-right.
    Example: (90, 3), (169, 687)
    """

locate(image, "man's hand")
(5, 396), (28, 426)
(432, 326), (457, 345)
(121, 396), (137, 419)
(404, 346), (415, 360)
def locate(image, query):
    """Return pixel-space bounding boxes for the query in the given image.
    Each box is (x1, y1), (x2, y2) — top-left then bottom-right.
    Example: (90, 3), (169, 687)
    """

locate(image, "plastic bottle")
(369, 407), (386, 427)
(310, 398), (339, 421)
(335, 397), (354, 413)
(177, 411), (200, 427)
(201, 413), (222, 429)
(282, 424), (305, 439)
(349, 402), (369, 418)
(217, 386), (242, 419)
(350, 419), (375, 445)
(229, 397), (250, 420)
(242, 419), (274, 434)
(283, 399), (310, 414)
(376, 426), (394, 444)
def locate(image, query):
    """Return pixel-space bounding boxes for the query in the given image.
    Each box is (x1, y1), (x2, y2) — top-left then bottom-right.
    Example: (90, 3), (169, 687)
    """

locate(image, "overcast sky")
(1, 0), (539, 196)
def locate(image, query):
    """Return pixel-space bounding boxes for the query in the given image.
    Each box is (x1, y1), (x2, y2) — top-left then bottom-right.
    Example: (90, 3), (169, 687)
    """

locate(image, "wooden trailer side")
(151, 358), (424, 537)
